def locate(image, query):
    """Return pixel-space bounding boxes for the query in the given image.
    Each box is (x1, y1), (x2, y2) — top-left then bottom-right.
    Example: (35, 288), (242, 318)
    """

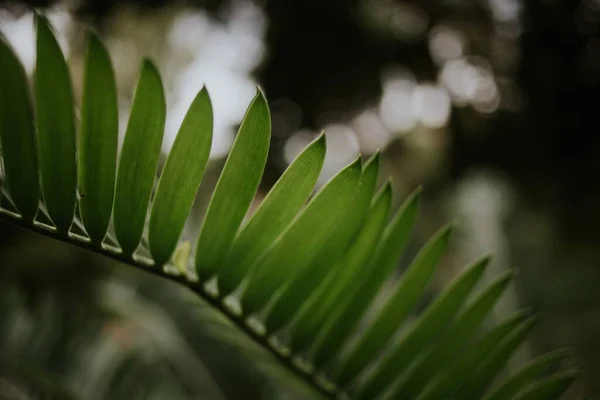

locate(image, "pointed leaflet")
(456, 318), (536, 399)
(483, 349), (570, 400)
(148, 88), (213, 266)
(241, 157), (362, 315)
(34, 15), (76, 233)
(335, 222), (454, 388)
(0, 38), (39, 222)
(416, 313), (530, 400)
(312, 188), (421, 370)
(391, 271), (514, 398)
(113, 60), (166, 255)
(218, 134), (326, 296)
(357, 256), (490, 399)
(511, 371), (577, 400)
(264, 154), (380, 333)
(290, 182), (392, 352)
(196, 91), (271, 280)
(78, 31), (118, 244)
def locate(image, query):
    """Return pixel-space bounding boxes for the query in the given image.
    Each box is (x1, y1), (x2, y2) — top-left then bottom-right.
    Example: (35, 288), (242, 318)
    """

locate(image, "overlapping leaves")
(0, 17), (575, 399)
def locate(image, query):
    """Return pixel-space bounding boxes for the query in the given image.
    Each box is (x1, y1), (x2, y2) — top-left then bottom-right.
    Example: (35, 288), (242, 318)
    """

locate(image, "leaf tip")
(475, 253), (493, 269)
(197, 85), (213, 107)
(246, 86), (270, 123)
(33, 9), (47, 25)
(348, 154), (363, 173)
(85, 28), (104, 50)
(315, 131), (327, 147)
(254, 85), (269, 105)
(34, 12), (52, 43)
(34, 11), (55, 40)
(308, 131), (326, 155)
(440, 220), (457, 240)
(406, 185), (423, 205)
(511, 309), (531, 324)
(521, 315), (538, 332)
(365, 151), (381, 169)
(464, 254), (492, 279)
(559, 369), (579, 380)
(382, 180), (393, 195)
(496, 269), (514, 286)
(551, 348), (574, 360)
(141, 57), (160, 76)
(138, 58), (166, 102)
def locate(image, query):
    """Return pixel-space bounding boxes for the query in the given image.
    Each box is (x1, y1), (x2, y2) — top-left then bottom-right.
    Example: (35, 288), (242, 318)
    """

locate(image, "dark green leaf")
(457, 317), (536, 399)
(0, 38), (40, 222)
(195, 90), (271, 280)
(113, 60), (166, 255)
(34, 14), (76, 233)
(218, 133), (326, 296)
(78, 31), (118, 244)
(357, 256), (489, 399)
(336, 222), (454, 388)
(241, 157), (362, 316)
(264, 154), (380, 333)
(290, 182), (392, 353)
(392, 271), (514, 398)
(312, 188), (421, 370)
(511, 371), (577, 400)
(484, 349), (571, 400)
(148, 87), (213, 266)
(417, 313), (530, 400)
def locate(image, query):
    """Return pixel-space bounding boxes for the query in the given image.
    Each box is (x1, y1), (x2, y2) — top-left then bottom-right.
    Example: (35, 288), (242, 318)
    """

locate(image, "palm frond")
(0, 16), (575, 399)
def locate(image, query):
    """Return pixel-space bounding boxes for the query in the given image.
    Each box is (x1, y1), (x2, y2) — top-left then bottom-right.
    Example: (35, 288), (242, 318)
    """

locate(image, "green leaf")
(335, 222), (454, 388)
(511, 371), (577, 400)
(290, 182), (392, 353)
(483, 349), (571, 400)
(241, 157), (362, 316)
(148, 87), (213, 266)
(218, 133), (326, 296)
(34, 15), (76, 233)
(113, 60), (166, 255)
(457, 316), (537, 399)
(357, 255), (490, 399)
(78, 31), (118, 244)
(264, 153), (380, 333)
(0, 38), (40, 222)
(195, 90), (271, 280)
(0, 22), (577, 400)
(312, 188), (421, 370)
(391, 271), (514, 398)
(417, 313), (530, 400)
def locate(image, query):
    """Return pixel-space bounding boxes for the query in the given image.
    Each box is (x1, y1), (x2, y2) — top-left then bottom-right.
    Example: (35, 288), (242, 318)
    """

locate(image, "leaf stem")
(0, 208), (338, 400)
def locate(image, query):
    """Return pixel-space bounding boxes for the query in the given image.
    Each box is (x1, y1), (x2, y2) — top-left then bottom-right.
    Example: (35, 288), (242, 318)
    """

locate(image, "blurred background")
(1, 0), (599, 398)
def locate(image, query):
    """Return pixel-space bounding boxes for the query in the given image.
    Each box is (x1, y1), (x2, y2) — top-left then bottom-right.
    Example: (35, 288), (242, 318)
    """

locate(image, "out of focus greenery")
(0, 0), (599, 399)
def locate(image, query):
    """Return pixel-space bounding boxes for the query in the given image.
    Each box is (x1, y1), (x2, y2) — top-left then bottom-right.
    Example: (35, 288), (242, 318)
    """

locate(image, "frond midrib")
(0, 207), (339, 400)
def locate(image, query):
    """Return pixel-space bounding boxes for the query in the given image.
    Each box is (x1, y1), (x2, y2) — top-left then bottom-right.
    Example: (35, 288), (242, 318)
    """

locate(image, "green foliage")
(0, 36), (39, 223)
(290, 180), (392, 353)
(113, 59), (166, 256)
(79, 31), (118, 244)
(0, 17), (575, 399)
(34, 15), (77, 233)
(149, 87), (212, 266)
(218, 133), (325, 296)
(195, 92), (270, 280)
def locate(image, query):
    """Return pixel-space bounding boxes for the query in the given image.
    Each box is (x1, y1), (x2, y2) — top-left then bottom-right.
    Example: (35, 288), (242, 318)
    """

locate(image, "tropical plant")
(0, 14), (577, 400)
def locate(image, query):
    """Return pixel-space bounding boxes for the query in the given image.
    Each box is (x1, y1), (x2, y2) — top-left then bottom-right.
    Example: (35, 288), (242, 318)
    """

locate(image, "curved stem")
(0, 208), (338, 400)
